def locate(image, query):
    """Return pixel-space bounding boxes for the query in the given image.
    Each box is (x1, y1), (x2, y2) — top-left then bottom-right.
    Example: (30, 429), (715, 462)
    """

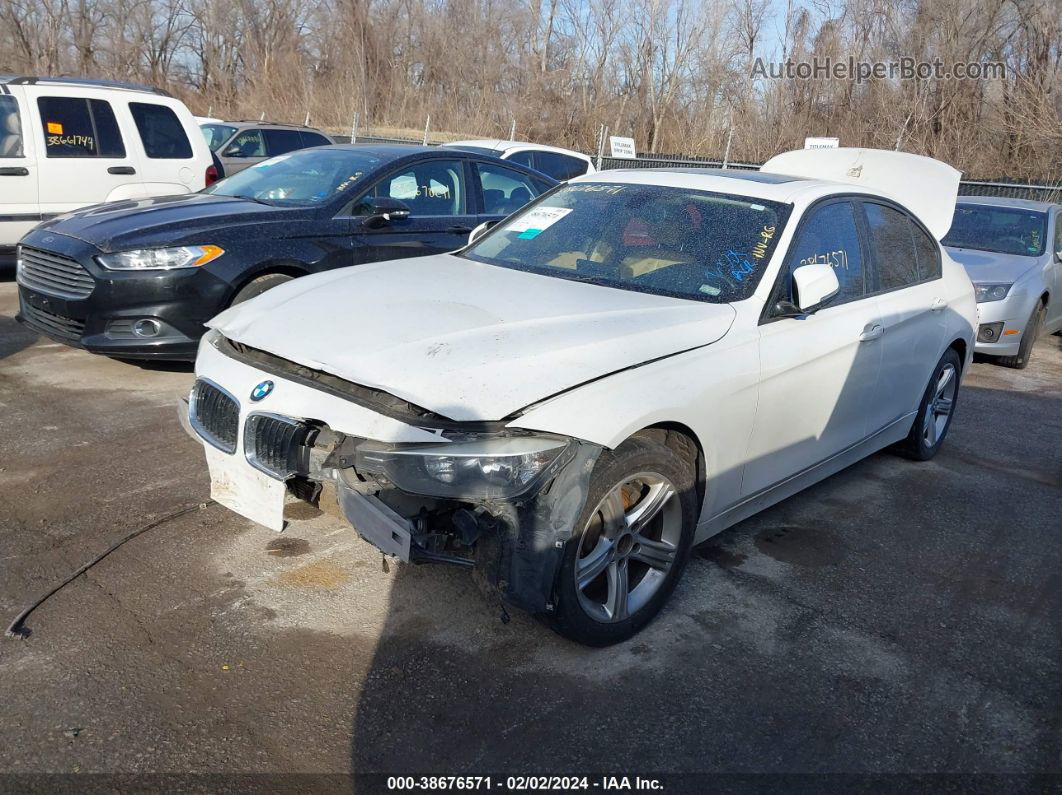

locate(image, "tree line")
(1, 0), (1059, 178)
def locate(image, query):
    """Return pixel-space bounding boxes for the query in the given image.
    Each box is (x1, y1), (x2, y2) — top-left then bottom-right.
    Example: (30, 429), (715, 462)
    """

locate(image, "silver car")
(943, 196), (1062, 367)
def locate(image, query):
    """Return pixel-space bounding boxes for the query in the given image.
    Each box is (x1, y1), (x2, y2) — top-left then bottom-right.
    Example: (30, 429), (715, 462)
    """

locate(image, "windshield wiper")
(232, 194), (276, 206)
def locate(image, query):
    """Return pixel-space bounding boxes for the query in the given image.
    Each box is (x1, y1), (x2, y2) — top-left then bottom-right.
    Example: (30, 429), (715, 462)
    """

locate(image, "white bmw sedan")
(184, 148), (976, 646)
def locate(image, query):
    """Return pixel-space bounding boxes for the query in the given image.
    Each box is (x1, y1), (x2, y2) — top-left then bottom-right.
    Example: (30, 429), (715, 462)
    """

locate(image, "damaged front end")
(183, 357), (603, 614)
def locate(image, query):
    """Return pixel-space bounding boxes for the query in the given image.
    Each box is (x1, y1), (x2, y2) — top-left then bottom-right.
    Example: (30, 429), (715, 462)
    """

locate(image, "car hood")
(208, 254), (736, 422)
(34, 193), (310, 252)
(944, 246), (1040, 283)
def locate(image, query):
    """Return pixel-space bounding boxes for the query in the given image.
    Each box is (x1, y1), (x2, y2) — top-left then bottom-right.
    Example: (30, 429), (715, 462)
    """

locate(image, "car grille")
(19, 295), (86, 342)
(17, 247), (95, 299)
(189, 379), (239, 454)
(244, 413), (316, 480)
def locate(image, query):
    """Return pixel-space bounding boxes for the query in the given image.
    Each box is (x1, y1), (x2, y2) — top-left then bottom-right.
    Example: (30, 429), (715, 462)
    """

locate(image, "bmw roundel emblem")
(250, 380), (274, 402)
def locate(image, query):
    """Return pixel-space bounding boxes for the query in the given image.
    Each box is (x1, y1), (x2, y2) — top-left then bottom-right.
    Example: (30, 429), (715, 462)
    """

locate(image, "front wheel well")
(630, 423), (706, 510)
(948, 337), (968, 368)
(229, 263), (310, 303)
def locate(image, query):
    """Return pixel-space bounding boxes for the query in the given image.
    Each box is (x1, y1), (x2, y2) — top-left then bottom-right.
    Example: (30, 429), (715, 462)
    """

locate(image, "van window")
(129, 102), (193, 159)
(38, 97), (126, 158)
(0, 96), (23, 157)
(263, 128), (304, 156)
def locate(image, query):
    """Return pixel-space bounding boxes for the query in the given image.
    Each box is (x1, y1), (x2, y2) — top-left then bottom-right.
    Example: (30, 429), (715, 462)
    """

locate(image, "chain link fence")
(339, 132), (1062, 203)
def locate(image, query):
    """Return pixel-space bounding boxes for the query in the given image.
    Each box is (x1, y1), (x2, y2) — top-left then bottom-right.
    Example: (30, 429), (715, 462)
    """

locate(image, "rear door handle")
(0, 167), (29, 176)
(107, 166), (136, 175)
(930, 297), (947, 312)
(447, 225), (473, 234)
(858, 324), (884, 341)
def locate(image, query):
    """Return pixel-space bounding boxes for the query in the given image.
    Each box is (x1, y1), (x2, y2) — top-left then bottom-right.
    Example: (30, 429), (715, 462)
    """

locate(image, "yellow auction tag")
(47, 122), (63, 134)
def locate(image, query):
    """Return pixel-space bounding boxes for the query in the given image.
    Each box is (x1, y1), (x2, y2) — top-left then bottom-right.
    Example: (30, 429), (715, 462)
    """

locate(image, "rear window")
(301, 132), (332, 148)
(464, 183), (790, 303)
(38, 97), (125, 158)
(533, 151), (589, 180)
(130, 102), (193, 159)
(943, 204), (1047, 257)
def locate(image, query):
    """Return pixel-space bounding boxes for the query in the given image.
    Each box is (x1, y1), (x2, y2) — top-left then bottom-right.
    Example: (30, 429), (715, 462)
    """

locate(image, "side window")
(0, 95), (24, 157)
(38, 97), (125, 158)
(226, 129), (265, 158)
(129, 102), (192, 159)
(506, 150), (534, 169)
(1055, 213), (1062, 256)
(263, 128), (304, 156)
(475, 162), (539, 215)
(534, 151), (588, 180)
(865, 203), (919, 291)
(911, 222), (942, 281)
(783, 201), (866, 305)
(300, 132), (331, 148)
(375, 159), (467, 216)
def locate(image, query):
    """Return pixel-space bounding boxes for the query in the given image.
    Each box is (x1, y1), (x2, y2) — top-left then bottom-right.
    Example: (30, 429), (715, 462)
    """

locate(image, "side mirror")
(222, 145), (242, 158)
(363, 197), (412, 229)
(467, 220), (497, 246)
(792, 263), (840, 312)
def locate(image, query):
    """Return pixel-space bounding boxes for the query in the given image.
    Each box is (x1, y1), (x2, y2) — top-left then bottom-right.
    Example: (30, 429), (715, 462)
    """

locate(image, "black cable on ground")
(5, 502), (213, 639)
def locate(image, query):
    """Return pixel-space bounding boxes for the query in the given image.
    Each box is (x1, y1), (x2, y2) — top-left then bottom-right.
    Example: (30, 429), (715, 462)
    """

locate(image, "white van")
(0, 77), (214, 263)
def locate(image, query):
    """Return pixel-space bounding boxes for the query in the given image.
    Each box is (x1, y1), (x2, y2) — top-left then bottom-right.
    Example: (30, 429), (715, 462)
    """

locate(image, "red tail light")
(205, 164), (219, 186)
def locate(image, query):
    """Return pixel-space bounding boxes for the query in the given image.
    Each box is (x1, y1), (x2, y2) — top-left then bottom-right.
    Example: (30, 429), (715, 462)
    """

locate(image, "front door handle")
(447, 225), (473, 234)
(930, 297), (947, 312)
(858, 323), (884, 341)
(108, 166), (136, 175)
(0, 167), (29, 176)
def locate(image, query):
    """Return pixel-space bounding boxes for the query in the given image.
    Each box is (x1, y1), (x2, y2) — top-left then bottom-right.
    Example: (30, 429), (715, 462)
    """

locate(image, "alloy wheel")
(574, 472), (682, 623)
(922, 362), (957, 447)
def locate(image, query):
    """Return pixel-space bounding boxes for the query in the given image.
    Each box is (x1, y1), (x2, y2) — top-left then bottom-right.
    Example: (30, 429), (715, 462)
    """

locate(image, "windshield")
(200, 124), (236, 151)
(943, 204), (1048, 257)
(463, 183), (790, 302)
(203, 148), (385, 205)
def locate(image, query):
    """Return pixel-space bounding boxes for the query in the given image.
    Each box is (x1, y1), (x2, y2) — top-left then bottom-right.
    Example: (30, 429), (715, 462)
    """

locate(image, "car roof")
(567, 167), (896, 205)
(0, 75), (170, 97)
(445, 139), (592, 160)
(222, 120), (328, 133)
(954, 195), (1060, 212)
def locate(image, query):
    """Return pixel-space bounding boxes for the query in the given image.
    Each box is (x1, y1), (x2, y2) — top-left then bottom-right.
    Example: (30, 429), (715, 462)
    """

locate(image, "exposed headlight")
(97, 245), (224, 270)
(356, 435), (573, 499)
(974, 283), (1012, 303)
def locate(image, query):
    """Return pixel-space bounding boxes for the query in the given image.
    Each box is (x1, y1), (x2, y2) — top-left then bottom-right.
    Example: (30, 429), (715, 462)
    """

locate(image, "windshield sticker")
(507, 206), (572, 234)
(47, 122), (64, 135)
(333, 171), (364, 193)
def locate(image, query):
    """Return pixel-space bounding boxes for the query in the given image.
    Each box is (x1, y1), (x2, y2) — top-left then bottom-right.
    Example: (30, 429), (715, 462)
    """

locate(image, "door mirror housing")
(222, 145), (242, 158)
(792, 263), (841, 312)
(467, 220), (497, 246)
(363, 197), (412, 229)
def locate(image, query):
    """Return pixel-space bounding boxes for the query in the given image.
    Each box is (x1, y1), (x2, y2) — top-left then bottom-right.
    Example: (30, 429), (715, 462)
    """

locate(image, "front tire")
(899, 348), (962, 461)
(547, 436), (697, 646)
(997, 301), (1044, 369)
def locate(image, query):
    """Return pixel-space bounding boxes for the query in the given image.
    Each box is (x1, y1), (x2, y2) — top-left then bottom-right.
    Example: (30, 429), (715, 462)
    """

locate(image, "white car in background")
(0, 76), (215, 264)
(442, 139), (595, 181)
(183, 148), (976, 646)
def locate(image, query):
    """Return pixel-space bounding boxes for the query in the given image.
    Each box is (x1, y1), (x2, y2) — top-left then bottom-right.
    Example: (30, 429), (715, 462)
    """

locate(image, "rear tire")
(996, 301), (1045, 369)
(547, 436), (697, 646)
(230, 273), (294, 305)
(899, 348), (962, 461)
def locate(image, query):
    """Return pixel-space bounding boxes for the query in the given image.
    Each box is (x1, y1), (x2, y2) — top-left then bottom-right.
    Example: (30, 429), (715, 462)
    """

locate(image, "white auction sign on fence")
(804, 136), (840, 150)
(609, 136), (637, 159)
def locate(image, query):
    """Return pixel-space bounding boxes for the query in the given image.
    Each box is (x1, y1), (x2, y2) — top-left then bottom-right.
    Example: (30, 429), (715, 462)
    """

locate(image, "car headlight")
(355, 434), (573, 499)
(974, 283), (1012, 303)
(96, 245), (224, 271)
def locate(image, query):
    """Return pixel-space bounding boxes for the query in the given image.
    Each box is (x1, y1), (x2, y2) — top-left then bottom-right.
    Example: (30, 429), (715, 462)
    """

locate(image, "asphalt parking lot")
(0, 275), (1059, 780)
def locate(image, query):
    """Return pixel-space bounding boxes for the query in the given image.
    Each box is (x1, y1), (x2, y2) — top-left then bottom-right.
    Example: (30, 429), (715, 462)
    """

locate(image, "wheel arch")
(629, 422), (707, 511)
(227, 260), (311, 305)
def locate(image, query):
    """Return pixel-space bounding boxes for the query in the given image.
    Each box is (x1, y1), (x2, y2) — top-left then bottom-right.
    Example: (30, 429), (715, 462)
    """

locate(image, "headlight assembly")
(97, 245), (224, 271)
(974, 283), (1012, 303)
(355, 435), (573, 500)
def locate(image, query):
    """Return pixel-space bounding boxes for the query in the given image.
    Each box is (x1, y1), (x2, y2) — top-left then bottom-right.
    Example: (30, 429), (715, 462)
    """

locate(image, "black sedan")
(15, 145), (556, 359)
